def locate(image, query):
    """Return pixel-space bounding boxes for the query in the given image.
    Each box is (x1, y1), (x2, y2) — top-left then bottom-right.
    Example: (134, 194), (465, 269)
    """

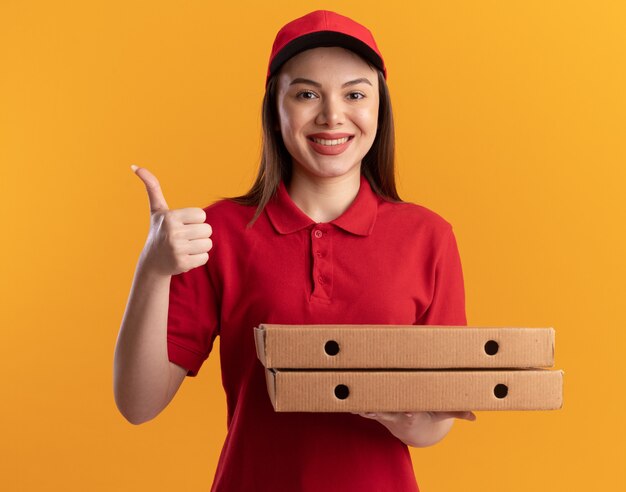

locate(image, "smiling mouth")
(307, 136), (354, 146)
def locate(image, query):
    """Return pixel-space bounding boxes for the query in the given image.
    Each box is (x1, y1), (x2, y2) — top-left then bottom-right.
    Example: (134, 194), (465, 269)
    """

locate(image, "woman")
(114, 10), (475, 492)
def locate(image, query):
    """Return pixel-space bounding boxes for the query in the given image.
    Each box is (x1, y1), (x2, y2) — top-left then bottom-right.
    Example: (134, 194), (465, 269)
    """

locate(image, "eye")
(348, 92), (366, 100)
(295, 90), (317, 100)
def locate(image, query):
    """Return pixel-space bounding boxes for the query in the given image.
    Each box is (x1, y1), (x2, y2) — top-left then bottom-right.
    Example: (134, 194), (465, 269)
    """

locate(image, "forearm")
(113, 256), (172, 424)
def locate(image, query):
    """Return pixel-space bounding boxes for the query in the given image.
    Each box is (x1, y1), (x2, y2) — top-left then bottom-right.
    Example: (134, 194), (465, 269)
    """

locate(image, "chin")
(304, 167), (360, 181)
(304, 159), (359, 175)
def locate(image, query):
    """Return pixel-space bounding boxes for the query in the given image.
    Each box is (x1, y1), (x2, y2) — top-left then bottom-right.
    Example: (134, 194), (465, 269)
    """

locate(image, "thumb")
(130, 164), (169, 213)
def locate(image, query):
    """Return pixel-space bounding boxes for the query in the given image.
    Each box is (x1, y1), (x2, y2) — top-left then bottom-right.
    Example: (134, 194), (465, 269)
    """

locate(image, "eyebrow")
(289, 77), (373, 88)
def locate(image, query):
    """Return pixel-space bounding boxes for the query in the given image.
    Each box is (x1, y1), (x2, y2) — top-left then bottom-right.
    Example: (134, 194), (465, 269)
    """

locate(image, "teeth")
(311, 137), (350, 146)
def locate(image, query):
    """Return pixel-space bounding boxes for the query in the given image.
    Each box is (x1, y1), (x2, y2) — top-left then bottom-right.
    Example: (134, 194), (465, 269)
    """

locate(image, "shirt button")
(316, 251), (323, 257)
(318, 275), (325, 284)
(314, 230), (323, 238)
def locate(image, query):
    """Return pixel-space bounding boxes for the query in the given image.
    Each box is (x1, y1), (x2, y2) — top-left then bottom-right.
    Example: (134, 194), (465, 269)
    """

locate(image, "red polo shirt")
(166, 173), (467, 492)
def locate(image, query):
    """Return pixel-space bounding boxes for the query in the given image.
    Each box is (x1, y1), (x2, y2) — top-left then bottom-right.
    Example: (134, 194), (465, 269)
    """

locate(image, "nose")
(315, 94), (344, 127)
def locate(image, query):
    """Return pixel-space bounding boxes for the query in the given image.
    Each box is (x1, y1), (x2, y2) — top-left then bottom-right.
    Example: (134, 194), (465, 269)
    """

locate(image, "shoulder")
(202, 198), (256, 228)
(377, 198), (454, 237)
(199, 199), (258, 267)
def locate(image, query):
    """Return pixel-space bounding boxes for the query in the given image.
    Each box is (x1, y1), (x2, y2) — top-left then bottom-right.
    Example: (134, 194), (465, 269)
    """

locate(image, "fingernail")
(130, 164), (138, 172)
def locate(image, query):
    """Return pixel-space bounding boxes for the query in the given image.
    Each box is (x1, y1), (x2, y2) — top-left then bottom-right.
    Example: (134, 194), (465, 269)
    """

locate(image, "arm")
(417, 226), (467, 326)
(114, 165), (216, 425)
(113, 259), (186, 425)
(355, 226), (475, 445)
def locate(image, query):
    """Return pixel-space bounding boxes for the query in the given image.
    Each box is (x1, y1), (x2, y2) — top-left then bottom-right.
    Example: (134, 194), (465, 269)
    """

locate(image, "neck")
(286, 167), (362, 223)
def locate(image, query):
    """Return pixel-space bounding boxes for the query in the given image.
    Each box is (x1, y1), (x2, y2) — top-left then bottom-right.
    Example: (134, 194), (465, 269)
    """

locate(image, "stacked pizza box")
(254, 324), (564, 412)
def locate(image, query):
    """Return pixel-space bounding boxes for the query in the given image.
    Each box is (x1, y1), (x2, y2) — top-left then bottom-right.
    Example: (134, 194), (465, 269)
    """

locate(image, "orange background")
(1, 1), (625, 490)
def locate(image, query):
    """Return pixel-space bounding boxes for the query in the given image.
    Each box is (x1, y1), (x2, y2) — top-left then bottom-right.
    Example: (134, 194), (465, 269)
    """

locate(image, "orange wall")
(1, 1), (624, 490)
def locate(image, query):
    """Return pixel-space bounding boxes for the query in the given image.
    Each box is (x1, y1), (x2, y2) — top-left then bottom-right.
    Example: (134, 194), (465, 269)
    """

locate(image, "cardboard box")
(254, 324), (555, 368)
(253, 324), (564, 413)
(263, 368), (564, 412)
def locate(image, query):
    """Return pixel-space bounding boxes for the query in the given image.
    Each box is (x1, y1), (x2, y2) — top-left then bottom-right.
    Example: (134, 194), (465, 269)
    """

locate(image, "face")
(275, 46), (380, 181)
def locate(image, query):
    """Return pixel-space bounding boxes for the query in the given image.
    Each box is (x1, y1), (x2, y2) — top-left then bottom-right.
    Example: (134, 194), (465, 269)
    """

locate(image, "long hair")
(227, 64), (403, 228)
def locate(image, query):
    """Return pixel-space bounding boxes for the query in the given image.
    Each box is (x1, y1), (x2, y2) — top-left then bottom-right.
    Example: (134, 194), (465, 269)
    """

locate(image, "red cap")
(266, 10), (387, 87)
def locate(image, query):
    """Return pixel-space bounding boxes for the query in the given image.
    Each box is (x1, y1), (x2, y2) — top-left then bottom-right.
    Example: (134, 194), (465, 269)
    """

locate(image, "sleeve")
(417, 226), (467, 326)
(166, 261), (220, 377)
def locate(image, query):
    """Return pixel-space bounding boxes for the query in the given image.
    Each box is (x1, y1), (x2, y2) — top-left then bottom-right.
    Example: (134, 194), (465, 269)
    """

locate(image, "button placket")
(310, 226), (332, 300)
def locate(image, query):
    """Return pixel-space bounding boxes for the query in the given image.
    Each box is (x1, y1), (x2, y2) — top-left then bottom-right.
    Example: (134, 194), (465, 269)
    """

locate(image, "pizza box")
(254, 324), (556, 369)
(263, 367), (564, 412)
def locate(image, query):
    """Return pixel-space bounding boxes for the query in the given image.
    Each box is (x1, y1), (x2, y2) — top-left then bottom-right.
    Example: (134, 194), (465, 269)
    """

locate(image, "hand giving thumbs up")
(131, 165), (213, 276)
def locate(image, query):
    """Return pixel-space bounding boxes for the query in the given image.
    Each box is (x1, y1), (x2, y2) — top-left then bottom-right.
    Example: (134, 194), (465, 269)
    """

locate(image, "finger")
(185, 237), (213, 255)
(372, 412), (401, 423)
(171, 207), (208, 226)
(434, 411), (477, 421)
(131, 165), (169, 213)
(179, 222), (213, 240)
(451, 411), (476, 421)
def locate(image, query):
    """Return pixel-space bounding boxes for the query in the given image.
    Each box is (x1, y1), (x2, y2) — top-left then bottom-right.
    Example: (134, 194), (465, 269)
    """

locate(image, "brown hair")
(226, 65), (404, 228)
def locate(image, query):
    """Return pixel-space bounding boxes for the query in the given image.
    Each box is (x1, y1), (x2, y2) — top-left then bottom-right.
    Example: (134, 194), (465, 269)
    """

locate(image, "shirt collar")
(264, 173), (379, 236)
